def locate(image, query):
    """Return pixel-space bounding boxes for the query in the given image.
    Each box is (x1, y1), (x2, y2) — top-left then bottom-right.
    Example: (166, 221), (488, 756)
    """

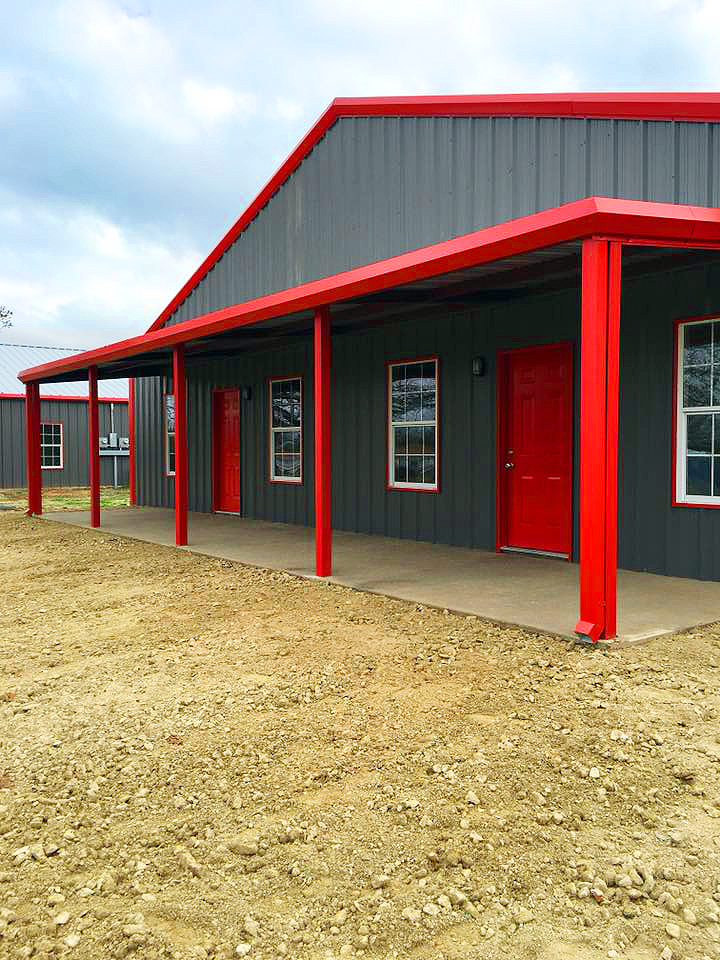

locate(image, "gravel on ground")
(1, 513), (720, 960)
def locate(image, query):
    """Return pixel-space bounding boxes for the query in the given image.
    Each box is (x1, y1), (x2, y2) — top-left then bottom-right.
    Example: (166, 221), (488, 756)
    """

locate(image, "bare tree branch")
(0, 306), (12, 329)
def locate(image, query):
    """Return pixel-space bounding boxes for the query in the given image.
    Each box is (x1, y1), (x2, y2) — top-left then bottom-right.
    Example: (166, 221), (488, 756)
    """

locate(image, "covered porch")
(18, 197), (720, 645)
(44, 506), (720, 644)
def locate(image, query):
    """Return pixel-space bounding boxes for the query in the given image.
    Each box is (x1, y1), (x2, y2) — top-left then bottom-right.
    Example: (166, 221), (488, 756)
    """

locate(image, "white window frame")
(387, 357), (439, 492)
(675, 317), (720, 506)
(40, 422), (64, 471)
(269, 376), (303, 484)
(164, 392), (176, 478)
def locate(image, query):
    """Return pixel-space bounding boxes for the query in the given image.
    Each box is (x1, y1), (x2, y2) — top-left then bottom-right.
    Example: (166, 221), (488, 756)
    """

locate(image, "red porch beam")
(88, 366), (101, 528)
(314, 308), (332, 577)
(128, 378), (136, 506)
(173, 345), (188, 546)
(25, 383), (42, 516)
(576, 239), (622, 643)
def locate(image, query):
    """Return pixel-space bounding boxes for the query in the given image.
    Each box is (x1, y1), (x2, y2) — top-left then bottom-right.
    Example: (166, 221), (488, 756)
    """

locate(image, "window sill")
(673, 497), (720, 510)
(387, 483), (439, 494)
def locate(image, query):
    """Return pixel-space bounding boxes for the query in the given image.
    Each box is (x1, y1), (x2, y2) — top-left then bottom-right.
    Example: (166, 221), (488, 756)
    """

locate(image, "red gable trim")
(146, 93), (720, 335)
(18, 197), (720, 387)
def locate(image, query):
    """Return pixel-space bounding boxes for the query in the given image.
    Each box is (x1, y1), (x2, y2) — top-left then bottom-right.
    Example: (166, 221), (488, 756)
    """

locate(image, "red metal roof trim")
(147, 93), (720, 335)
(19, 197), (720, 386)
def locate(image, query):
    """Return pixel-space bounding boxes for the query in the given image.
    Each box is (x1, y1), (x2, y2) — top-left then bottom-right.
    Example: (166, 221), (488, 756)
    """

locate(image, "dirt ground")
(1, 515), (720, 960)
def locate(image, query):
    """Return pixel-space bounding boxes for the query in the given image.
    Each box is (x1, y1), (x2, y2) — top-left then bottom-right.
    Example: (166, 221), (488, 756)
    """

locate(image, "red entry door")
(214, 390), (243, 513)
(501, 344), (573, 556)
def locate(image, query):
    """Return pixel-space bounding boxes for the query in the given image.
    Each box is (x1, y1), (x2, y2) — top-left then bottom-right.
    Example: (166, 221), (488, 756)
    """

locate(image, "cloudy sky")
(2, 0), (719, 349)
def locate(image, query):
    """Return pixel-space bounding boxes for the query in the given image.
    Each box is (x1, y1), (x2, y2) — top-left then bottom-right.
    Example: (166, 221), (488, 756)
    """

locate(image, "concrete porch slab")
(43, 507), (720, 644)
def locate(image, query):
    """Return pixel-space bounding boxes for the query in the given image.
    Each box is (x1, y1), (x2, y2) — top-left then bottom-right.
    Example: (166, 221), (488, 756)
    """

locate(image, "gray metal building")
(0, 344), (129, 489)
(18, 94), (720, 642)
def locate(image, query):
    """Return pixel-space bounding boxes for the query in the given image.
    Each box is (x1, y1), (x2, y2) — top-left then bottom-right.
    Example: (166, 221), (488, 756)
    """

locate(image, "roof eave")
(18, 197), (720, 386)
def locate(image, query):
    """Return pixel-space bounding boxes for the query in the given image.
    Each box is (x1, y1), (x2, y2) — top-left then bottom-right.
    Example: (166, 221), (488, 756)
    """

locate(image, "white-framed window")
(269, 376), (303, 483)
(165, 393), (176, 477)
(40, 422), (63, 470)
(388, 358), (439, 491)
(675, 317), (720, 505)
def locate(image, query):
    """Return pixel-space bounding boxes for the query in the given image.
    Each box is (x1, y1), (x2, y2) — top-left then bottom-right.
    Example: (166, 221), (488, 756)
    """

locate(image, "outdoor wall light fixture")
(472, 356), (487, 377)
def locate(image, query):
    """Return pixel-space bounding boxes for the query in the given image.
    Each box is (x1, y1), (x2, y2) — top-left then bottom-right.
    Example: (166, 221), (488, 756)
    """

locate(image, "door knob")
(504, 462), (515, 469)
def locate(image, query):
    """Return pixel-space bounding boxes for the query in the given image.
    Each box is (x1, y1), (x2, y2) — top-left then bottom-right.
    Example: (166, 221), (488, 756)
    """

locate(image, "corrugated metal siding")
(0, 399), (130, 489)
(166, 117), (720, 327)
(138, 256), (720, 581)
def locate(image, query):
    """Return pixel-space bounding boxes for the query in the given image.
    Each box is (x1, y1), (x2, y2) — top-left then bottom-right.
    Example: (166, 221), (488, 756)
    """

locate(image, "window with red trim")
(388, 359), (438, 490)
(269, 377), (302, 483)
(676, 318), (720, 504)
(40, 422), (63, 470)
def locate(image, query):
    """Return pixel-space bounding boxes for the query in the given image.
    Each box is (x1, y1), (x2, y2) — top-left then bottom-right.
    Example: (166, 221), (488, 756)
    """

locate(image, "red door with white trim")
(214, 390), (243, 513)
(500, 344), (573, 556)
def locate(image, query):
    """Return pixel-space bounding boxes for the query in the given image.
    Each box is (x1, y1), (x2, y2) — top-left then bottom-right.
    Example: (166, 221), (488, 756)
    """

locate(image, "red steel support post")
(314, 307), (332, 576)
(173, 345), (188, 546)
(128, 378), (136, 506)
(25, 383), (42, 516)
(88, 366), (101, 528)
(575, 239), (621, 643)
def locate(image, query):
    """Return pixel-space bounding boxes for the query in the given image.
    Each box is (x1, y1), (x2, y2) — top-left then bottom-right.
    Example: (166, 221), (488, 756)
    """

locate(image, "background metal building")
(0, 344), (129, 488)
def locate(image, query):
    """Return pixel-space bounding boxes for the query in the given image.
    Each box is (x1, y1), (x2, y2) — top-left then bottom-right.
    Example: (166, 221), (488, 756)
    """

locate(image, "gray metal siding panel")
(0, 398), (26, 488)
(136, 375), (174, 509)
(165, 117), (720, 328)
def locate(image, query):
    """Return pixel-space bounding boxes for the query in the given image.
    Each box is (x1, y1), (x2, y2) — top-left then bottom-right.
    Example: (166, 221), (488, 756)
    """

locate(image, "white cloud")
(0, 192), (200, 348)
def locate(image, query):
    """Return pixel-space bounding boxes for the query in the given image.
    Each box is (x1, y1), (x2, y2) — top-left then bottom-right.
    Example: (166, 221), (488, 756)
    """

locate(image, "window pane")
(273, 431), (284, 454)
(423, 425), (435, 454)
(713, 366), (720, 407)
(684, 366), (711, 407)
(392, 393), (405, 423)
(407, 456), (423, 483)
(290, 402), (301, 427)
(687, 414), (712, 454)
(685, 323), (712, 366)
(273, 455), (284, 477)
(283, 430), (300, 453)
(392, 365), (405, 392)
(394, 426), (407, 454)
(687, 456), (711, 495)
(405, 392), (422, 421)
(407, 426), (423, 454)
(271, 381), (281, 402)
(394, 456), (407, 483)
(714, 458), (720, 497)
(405, 365), (422, 392)
(422, 361), (435, 382)
(287, 455), (301, 478)
(423, 456), (435, 484)
(421, 394), (436, 422)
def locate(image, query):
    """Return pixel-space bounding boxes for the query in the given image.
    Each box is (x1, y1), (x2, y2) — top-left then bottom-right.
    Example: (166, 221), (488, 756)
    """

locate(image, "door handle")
(504, 462), (515, 469)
